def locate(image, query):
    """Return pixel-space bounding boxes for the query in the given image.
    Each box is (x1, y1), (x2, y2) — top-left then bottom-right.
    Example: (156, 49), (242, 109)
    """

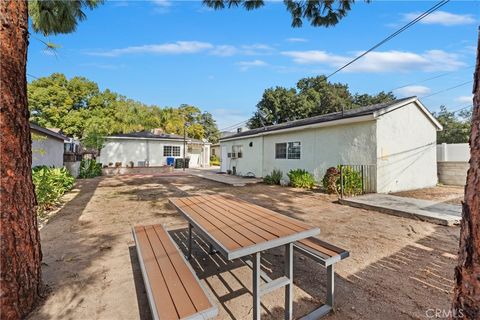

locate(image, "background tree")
(433, 106), (472, 144)
(199, 112), (221, 143)
(0, 1), (101, 319)
(248, 75), (395, 128)
(452, 31), (480, 320)
(203, 0), (355, 27)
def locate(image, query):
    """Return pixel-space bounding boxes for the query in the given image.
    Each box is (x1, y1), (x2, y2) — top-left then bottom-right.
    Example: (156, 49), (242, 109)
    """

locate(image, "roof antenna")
(258, 110), (267, 130)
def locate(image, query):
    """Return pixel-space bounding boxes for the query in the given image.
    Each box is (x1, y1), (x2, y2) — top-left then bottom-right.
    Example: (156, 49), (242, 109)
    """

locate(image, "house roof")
(220, 97), (441, 141)
(107, 131), (209, 144)
(30, 123), (68, 141)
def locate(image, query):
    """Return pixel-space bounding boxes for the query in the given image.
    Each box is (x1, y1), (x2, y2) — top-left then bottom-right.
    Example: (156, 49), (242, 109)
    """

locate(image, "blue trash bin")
(166, 157), (175, 166)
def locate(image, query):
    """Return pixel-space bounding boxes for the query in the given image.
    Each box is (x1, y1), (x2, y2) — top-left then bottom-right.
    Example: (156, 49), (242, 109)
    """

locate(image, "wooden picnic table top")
(169, 195), (320, 260)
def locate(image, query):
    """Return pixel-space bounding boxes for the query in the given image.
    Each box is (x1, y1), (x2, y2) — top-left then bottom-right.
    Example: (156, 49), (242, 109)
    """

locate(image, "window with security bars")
(287, 142), (301, 159)
(275, 143), (287, 159)
(164, 145), (181, 157)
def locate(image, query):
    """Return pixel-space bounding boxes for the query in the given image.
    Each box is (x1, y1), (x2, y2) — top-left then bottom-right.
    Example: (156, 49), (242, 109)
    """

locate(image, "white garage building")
(31, 123), (67, 168)
(99, 132), (211, 168)
(220, 97), (442, 193)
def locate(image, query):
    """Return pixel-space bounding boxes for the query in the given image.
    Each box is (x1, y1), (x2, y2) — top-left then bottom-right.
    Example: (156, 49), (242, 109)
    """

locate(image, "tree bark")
(0, 1), (42, 319)
(452, 28), (480, 319)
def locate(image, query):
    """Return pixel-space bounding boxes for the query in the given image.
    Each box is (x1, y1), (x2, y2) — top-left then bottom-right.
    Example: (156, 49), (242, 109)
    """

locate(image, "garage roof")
(220, 96), (441, 141)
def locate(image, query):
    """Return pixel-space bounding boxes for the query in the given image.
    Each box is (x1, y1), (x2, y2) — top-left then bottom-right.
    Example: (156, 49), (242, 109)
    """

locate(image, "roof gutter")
(220, 114), (375, 142)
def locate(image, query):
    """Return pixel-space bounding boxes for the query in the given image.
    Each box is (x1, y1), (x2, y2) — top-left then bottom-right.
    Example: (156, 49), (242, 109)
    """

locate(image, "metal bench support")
(252, 243), (293, 320)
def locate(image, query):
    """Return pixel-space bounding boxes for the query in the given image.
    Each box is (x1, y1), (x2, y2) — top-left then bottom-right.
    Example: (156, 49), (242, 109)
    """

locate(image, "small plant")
(264, 169), (283, 185)
(210, 155), (220, 166)
(79, 159), (102, 179)
(322, 167), (340, 194)
(32, 166), (75, 215)
(338, 166), (363, 196)
(287, 169), (315, 189)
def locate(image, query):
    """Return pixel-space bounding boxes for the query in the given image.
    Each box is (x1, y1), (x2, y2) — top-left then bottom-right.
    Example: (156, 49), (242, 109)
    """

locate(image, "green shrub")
(322, 167), (340, 194)
(337, 165), (363, 196)
(264, 169), (283, 185)
(79, 159), (102, 179)
(287, 169), (315, 189)
(210, 155), (220, 166)
(32, 166), (75, 215)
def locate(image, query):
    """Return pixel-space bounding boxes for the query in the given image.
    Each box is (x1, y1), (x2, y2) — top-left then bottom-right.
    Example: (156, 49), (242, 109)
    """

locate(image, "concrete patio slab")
(186, 168), (263, 187)
(339, 194), (461, 226)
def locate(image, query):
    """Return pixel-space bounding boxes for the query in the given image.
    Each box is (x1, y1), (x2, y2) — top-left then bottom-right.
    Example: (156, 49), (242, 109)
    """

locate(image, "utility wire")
(390, 64), (475, 92)
(326, 0), (450, 79)
(420, 80), (473, 99)
(27, 73), (40, 80)
(219, 119), (249, 131)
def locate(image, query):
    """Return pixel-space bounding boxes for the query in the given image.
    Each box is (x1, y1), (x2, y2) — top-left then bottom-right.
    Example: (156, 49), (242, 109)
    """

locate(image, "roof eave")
(220, 114), (376, 142)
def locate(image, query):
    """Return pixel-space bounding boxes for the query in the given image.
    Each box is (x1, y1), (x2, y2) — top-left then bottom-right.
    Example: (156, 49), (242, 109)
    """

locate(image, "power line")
(420, 80), (473, 99)
(27, 73), (40, 80)
(219, 119), (248, 131)
(390, 64), (475, 92)
(326, 0), (450, 79)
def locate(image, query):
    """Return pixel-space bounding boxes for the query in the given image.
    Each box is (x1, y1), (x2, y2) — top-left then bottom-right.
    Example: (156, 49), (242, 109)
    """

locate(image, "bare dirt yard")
(29, 174), (460, 320)
(392, 185), (464, 205)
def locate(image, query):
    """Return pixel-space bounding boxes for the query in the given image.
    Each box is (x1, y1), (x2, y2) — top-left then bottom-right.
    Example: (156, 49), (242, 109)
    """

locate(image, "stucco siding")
(376, 102), (438, 193)
(32, 133), (64, 168)
(221, 136), (263, 176)
(99, 138), (185, 167)
(221, 120), (377, 182)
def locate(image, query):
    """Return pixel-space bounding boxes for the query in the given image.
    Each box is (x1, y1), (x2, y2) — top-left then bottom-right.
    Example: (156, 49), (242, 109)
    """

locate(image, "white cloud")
(281, 49), (465, 73)
(241, 44), (274, 55)
(286, 38), (308, 43)
(456, 95), (473, 104)
(151, 0), (171, 7)
(394, 85), (431, 97)
(87, 41), (214, 57)
(210, 45), (238, 57)
(403, 11), (476, 26)
(237, 59), (267, 71)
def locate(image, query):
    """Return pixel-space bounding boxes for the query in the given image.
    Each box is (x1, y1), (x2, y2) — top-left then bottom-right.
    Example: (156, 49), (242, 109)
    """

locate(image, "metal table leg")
(253, 252), (261, 320)
(285, 243), (293, 320)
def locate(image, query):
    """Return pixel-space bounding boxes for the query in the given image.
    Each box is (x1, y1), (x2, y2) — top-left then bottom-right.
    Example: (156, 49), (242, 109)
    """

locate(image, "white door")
(220, 146), (227, 172)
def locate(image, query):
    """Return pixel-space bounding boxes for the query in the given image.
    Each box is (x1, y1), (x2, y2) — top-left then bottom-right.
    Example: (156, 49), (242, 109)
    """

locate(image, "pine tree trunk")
(0, 1), (43, 319)
(452, 28), (480, 319)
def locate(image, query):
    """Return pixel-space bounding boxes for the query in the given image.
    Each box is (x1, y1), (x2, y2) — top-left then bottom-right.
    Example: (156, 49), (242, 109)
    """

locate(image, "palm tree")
(451, 30), (480, 320)
(0, 1), (101, 318)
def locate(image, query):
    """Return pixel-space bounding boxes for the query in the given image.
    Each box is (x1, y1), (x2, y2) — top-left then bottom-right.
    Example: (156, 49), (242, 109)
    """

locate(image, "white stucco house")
(220, 97), (443, 193)
(98, 131), (211, 168)
(31, 123), (67, 168)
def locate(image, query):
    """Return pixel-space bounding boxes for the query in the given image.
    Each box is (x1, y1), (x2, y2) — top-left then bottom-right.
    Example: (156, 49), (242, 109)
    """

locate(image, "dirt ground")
(392, 185), (464, 205)
(29, 174), (460, 320)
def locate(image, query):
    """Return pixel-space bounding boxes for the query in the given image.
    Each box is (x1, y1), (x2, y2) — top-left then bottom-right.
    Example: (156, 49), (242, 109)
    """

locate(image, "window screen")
(164, 145), (181, 156)
(287, 142), (301, 159)
(275, 143), (287, 159)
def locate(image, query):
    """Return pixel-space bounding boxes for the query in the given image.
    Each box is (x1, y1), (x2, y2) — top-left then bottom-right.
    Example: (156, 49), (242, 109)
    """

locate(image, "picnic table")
(169, 194), (320, 320)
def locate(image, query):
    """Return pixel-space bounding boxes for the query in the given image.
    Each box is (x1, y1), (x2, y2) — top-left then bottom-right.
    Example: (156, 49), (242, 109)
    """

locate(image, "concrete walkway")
(339, 194), (461, 226)
(186, 168), (263, 187)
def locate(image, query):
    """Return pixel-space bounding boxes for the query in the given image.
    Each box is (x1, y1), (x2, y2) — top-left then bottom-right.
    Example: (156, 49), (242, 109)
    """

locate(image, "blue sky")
(27, 0), (479, 130)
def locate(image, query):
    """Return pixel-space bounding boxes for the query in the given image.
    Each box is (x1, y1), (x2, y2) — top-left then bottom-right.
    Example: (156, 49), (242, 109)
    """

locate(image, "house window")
(164, 145), (181, 157)
(275, 143), (287, 159)
(212, 149), (216, 156)
(287, 142), (301, 159)
(232, 145), (243, 158)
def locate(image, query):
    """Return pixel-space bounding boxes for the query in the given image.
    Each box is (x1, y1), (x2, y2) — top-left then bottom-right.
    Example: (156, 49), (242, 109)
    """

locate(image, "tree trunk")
(0, 1), (42, 319)
(452, 28), (480, 319)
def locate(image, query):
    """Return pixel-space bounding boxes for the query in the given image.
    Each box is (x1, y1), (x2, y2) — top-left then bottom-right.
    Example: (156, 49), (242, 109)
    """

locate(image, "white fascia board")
(106, 136), (186, 142)
(373, 97), (443, 131)
(220, 114), (375, 142)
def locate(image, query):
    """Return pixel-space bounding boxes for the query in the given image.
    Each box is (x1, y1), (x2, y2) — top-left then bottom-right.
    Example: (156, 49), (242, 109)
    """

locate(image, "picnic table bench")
(133, 195), (349, 320)
(294, 237), (350, 319)
(132, 224), (218, 320)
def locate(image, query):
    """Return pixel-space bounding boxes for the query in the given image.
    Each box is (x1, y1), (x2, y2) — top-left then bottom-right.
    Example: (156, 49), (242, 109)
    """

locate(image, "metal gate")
(339, 164), (377, 198)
